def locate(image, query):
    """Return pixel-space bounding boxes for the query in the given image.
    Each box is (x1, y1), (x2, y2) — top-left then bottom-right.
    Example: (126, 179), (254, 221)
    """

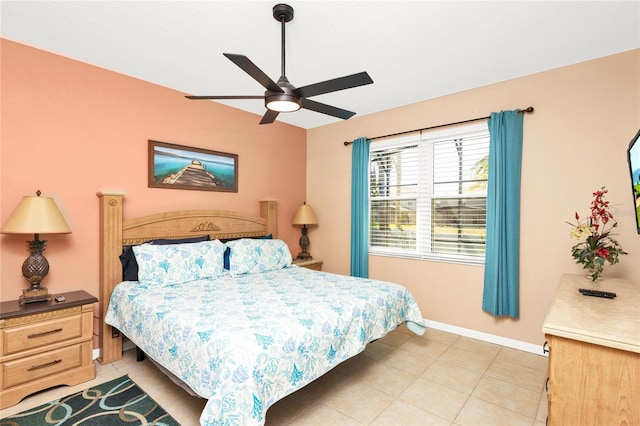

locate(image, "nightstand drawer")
(3, 343), (83, 389)
(2, 313), (83, 356)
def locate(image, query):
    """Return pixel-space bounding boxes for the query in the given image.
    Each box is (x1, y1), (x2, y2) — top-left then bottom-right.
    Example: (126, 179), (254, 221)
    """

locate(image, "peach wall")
(307, 49), (640, 346)
(0, 40), (307, 344)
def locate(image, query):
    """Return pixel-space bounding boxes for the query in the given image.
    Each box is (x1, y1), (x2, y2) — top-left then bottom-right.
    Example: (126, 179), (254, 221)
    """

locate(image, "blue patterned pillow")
(226, 238), (292, 276)
(133, 239), (225, 285)
(222, 234), (272, 270)
(120, 235), (210, 281)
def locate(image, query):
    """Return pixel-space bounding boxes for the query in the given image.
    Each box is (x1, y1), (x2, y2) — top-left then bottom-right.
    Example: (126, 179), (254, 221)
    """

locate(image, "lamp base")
(296, 251), (312, 260)
(297, 225), (313, 261)
(19, 286), (50, 305)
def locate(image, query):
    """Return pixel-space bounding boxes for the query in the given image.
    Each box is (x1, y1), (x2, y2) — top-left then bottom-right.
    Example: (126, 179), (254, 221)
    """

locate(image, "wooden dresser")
(0, 290), (97, 409)
(542, 273), (639, 425)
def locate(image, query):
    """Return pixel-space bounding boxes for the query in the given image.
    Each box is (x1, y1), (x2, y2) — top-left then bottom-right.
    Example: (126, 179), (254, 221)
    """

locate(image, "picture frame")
(148, 140), (238, 192)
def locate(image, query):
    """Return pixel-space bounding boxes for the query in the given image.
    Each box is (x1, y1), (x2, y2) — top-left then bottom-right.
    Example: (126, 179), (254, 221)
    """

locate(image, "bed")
(97, 192), (426, 426)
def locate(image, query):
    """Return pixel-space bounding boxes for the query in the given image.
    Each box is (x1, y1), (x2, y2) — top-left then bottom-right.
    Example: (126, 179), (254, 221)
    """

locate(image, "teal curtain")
(482, 110), (524, 318)
(350, 137), (370, 278)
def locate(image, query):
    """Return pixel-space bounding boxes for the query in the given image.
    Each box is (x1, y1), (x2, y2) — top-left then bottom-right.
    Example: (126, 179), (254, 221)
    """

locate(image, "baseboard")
(423, 319), (547, 356)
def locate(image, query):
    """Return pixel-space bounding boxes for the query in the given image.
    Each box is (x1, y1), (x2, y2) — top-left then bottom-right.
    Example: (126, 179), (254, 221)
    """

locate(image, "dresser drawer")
(2, 343), (83, 389)
(2, 314), (83, 356)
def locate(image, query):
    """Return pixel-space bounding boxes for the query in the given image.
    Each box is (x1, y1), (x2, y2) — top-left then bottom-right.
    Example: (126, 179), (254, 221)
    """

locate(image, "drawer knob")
(27, 359), (62, 371)
(27, 328), (63, 339)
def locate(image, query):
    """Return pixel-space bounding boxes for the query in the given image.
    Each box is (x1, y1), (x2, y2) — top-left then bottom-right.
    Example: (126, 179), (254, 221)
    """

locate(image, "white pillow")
(226, 238), (292, 276)
(133, 239), (225, 285)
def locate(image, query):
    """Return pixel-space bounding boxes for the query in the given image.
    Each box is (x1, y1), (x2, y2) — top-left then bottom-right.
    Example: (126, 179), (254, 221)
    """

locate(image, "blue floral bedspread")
(105, 266), (425, 425)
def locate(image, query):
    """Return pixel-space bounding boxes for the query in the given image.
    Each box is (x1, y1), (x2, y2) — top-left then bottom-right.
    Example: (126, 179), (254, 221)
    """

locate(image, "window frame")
(368, 123), (489, 266)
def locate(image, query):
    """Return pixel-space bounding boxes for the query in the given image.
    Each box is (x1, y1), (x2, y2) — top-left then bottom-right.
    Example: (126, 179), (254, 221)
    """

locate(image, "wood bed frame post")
(97, 191), (124, 364)
(260, 199), (277, 237)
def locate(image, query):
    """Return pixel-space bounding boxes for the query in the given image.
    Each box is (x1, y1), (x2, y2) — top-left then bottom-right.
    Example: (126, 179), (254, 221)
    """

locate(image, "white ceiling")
(1, 1), (639, 129)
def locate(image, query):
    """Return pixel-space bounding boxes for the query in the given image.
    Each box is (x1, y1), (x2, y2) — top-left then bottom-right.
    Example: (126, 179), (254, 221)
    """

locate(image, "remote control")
(578, 288), (616, 299)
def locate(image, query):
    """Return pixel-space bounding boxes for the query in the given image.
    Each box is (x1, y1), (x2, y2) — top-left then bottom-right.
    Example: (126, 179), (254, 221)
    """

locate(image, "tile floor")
(1, 326), (549, 425)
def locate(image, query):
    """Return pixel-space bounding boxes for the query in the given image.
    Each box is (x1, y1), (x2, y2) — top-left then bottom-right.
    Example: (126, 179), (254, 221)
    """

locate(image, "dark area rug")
(1, 375), (180, 425)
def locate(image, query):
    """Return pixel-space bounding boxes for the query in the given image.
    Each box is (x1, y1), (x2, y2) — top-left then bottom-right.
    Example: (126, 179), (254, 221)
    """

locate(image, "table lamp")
(292, 202), (318, 260)
(1, 190), (71, 304)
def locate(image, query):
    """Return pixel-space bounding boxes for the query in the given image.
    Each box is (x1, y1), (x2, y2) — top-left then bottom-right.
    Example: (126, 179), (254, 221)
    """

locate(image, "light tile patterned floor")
(0, 326), (549, 425)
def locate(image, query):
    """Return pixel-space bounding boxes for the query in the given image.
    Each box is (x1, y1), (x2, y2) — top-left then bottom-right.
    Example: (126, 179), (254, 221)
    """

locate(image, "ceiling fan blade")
(296, 72), (373, 98)
(185, 95), (264, 100)
(260, 109), (280, 125)
(223, 53), (283, 93)
(301, 98), (356, 120)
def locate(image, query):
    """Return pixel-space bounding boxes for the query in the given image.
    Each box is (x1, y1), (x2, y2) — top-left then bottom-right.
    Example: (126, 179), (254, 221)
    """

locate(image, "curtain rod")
(343, 106), (534, 146)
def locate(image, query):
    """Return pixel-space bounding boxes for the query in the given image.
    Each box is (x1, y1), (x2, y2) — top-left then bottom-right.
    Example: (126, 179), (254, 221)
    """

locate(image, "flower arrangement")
(567, 187), (627, 281)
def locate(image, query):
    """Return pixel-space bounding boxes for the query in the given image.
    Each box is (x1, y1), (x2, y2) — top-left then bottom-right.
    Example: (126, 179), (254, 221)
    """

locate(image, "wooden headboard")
(97, 192), (277, 364)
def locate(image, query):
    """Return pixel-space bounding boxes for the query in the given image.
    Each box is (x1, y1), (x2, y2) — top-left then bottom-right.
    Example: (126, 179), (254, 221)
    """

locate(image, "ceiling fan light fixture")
(265, 94), (301, 112)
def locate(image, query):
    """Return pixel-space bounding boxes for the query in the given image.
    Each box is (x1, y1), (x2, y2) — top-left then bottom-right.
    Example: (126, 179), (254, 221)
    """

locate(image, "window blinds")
(369, 125), (489, 263)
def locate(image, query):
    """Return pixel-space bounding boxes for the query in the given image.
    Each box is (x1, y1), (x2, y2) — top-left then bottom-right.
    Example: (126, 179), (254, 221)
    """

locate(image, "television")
(628, 128), (640, 234)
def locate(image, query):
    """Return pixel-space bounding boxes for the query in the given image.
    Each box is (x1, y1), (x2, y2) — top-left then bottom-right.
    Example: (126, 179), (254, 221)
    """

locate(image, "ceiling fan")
(185, 3), (373, 125)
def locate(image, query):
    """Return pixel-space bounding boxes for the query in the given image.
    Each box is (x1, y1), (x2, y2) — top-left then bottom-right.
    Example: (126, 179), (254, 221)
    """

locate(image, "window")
(369, 123), (489, 264)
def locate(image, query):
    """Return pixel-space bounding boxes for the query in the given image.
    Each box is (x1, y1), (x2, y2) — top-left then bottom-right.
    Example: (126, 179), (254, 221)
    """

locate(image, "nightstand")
(292, 258), (323, 271)
(0, 290), (98, 409)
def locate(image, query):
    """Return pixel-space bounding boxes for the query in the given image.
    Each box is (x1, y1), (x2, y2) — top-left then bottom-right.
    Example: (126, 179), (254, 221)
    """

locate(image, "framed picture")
(148, 140), (238, 192)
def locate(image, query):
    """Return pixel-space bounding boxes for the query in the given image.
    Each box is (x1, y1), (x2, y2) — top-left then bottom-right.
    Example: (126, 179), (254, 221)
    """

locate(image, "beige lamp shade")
(1, 193), (71, 234)
(292, 203), (318, 225)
